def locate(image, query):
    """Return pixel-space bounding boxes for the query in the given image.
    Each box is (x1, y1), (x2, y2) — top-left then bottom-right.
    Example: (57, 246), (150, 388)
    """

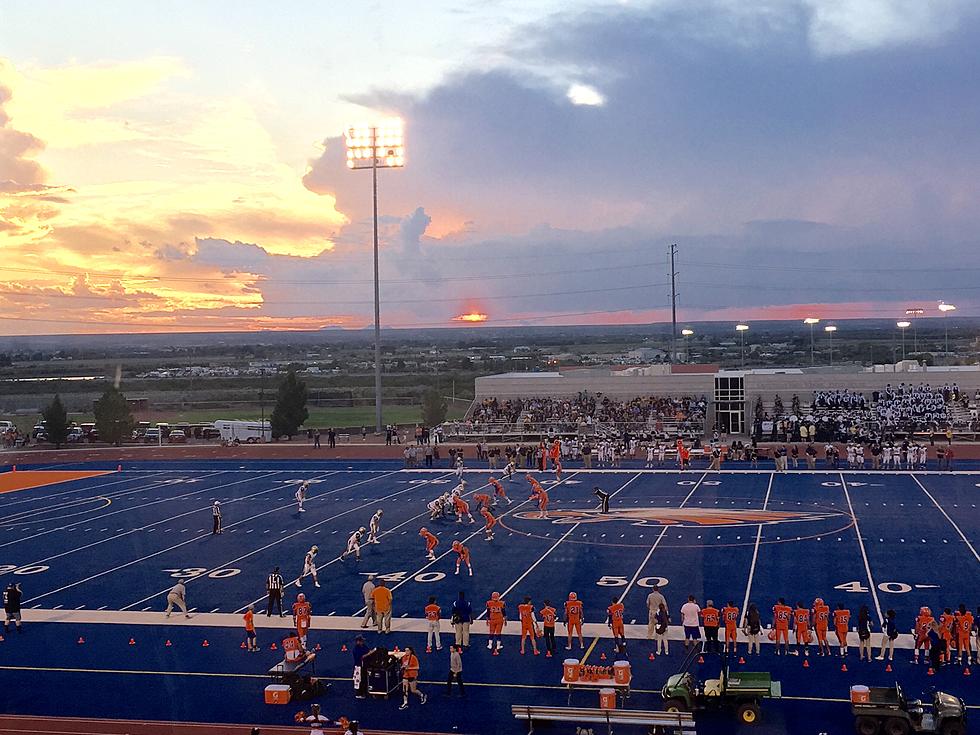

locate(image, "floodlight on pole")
(681, 328), (694, 363)
(897, 321), (911, 361)
(824, 324), (837, 367)
(735, 323), (749, 369)
(904, 307), (924, 354)
(803, 318), (820, 365)
(938, 302), (956, 363)
(345, 118), (405, 433)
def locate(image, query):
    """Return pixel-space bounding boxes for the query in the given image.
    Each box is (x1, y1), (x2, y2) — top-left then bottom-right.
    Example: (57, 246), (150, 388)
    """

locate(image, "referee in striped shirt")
(267, 567), (285, 617)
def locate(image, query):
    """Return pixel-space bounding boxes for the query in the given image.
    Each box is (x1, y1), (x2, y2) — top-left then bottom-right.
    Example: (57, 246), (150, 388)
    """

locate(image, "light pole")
(803, 317), (820, 365)
(681, 328), (694, 363)
(824, 325), (837, 367)
(735, 324), (749, 369)
(897, 321), (911, 361)
(938, 302), (956, 363)
(345, 119), (405, 433)
(904, 308), (924, 355)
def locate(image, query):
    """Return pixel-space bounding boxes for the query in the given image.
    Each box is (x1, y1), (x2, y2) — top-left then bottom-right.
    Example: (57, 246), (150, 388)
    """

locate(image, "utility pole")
(669, 244), (678, 363)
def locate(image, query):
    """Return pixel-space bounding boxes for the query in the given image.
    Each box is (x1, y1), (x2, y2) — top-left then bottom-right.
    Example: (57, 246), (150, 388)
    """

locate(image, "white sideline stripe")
(490, 472), (643, 607)
(18, 608), (928, 648)
(617, 472), (708, 610)
(910, 474), (980, 564)
(740, 472), (774, 626)
(840, 473), (883, 622)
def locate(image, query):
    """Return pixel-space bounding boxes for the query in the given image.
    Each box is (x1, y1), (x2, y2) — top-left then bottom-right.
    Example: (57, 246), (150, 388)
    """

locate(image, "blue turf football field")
(1, 458), (978, 734)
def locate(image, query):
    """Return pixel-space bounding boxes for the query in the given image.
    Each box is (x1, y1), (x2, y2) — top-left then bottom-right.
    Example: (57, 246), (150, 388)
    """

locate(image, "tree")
(270, 369), (308, 439)
(93, 385), (133, 446)
(421, 388), (448, 427)
(42, 394), (70, 448)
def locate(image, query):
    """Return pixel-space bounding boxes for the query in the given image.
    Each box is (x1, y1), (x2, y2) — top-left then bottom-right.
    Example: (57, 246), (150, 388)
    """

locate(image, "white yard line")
(910, 474), (980, 564)
(739, 472), (774, 626)
(839, 472), (883, 622)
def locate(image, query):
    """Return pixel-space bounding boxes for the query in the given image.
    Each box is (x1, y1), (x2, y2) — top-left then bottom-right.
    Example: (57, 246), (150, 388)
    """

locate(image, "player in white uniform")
(502, 459), (516, 481)
(427, 497), (443, 521)
(296, 545), (320, 588)
(657, 443), (667, 467)
(295, 481), (309, 513)
(454, 455), (465, 480)
(451, 479), (466, 498)
(341, 527), (367, 561)
(367, 509), (383, 544)
(645, 444), (654, 467)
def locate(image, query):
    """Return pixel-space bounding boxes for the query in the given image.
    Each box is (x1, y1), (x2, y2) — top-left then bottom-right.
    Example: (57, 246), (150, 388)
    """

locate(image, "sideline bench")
(511, 704), (696, 735)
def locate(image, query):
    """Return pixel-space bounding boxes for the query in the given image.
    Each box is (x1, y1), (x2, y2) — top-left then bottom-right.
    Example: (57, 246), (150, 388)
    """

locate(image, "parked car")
(167, 429), (187, 443)
(201, 427), (221, 440)
(143, 428), (161, 444)
(67, 427), (85, 443)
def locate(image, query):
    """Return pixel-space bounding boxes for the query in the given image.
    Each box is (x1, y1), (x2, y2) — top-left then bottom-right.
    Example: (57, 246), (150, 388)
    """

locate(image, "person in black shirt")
(4, 582), (23, 633)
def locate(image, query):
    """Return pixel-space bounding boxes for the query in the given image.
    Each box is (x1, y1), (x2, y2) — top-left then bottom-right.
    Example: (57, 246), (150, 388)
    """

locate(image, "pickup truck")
(661, 649), (781, 725)
(852, 683), (966, 735)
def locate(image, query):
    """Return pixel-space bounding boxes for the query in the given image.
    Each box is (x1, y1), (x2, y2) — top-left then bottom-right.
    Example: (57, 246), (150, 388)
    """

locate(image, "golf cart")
(851, 683), (966, 735)
(661, 647), (781, 725)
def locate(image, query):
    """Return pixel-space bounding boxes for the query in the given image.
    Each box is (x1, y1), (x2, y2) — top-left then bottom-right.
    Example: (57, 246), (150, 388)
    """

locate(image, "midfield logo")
(513, 507), (842, 528)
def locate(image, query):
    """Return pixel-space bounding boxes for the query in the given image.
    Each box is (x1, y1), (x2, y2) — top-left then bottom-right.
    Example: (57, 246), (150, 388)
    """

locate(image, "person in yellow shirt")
(372, 580), (393, 634)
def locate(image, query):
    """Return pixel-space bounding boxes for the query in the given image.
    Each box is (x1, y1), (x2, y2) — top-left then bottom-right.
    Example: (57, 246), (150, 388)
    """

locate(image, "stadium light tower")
(735, 323), (749, 368)
(904, 307), (924, 354)
(938, 302), (956, 363)
(803, 317), (820, 366)
(824, 324), (837, 367)
(897, 321), (911, 361)
(681, 328), (694, 363)
(345, 119), (405, 433)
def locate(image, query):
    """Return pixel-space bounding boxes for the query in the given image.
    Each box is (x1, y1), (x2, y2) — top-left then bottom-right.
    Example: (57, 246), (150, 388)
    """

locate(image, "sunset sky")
(1, 0), (979, 335)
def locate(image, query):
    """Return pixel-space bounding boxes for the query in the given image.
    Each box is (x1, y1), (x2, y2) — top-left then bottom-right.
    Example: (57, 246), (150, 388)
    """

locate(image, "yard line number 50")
(596, 575), (669, 588)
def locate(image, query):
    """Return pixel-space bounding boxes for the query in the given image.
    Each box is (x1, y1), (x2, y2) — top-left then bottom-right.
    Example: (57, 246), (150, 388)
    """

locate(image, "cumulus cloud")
(0, 83), (46, 190)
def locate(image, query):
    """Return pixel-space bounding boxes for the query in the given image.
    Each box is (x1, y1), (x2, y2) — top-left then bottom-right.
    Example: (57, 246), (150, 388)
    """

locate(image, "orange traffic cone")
(77, 637), (85, 644)
(803, 659), (810, 668)
(885, 663), (892, 672)
(927, 667), (935, 676)
(546, 650), (552, 658)
(166, 640), (173, 647)
(964, 667), (971, 677)
(240, 641), (246, 649)
(841, 663), (848, 672)
(129, 638), (136, 646)
(648, 653), (655, 661)
(202, 640), (209, 647)
(600, 652), (607, 661)
(340, 643), (348, 652)
(270, 642), (278, 651)
(738, 657), (746, 664)
(697, 655), (704, 664)
(492, 649), (499, 656)
(426, 646), (432, 653)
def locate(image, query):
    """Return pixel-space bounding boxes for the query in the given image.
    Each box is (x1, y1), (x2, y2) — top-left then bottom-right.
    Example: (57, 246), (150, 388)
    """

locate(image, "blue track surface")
(1, 458), (978, 734)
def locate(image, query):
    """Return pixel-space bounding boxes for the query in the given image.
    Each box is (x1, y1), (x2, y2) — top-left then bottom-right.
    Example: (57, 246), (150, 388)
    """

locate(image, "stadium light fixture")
(735, 324), (749, 368)
(803, 318), (820, 365)
(824, 324), (837, 367)
(681, 328), (694, 363)
(939, 302), (956, 363)
(904, 307), (924, 354)
(344, 118), (406, 433)
(897, 321), (911, 361)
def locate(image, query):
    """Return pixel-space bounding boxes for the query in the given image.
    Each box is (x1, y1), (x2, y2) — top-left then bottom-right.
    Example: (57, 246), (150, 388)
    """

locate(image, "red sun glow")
(453, 312), (489, 323)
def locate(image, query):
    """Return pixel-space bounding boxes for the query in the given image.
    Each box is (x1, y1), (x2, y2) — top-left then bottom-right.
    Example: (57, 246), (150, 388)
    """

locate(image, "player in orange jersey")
(527, 475), (549, 517)
(793, 602), (811, 657)
(812, 597), (831, 657)
(485, 591), (506, 652)
(518, 596), (540, 655)
(913, 606), (935, 664)
(939, 608), (956, 663)
(480, 507), (497, 541)
(721, 601), (740, 655)
(489, 476), (512, 505)
(452, 540), (472, 576)
(424, 596), (442, 652)
(453, 495), (475, 525)
(419, 527), (439, 561)
(564, 592), (585, 650)
(540, 599), (558, 656)
(955, 604), (974, 665)
(772, 598), (792, 655)
(833, 604), (851, 657)
(292, 592), (312, 646)
(472, 492), (492, 512)
(550, 439), (561, 469)
(607, 596), (627, 653)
